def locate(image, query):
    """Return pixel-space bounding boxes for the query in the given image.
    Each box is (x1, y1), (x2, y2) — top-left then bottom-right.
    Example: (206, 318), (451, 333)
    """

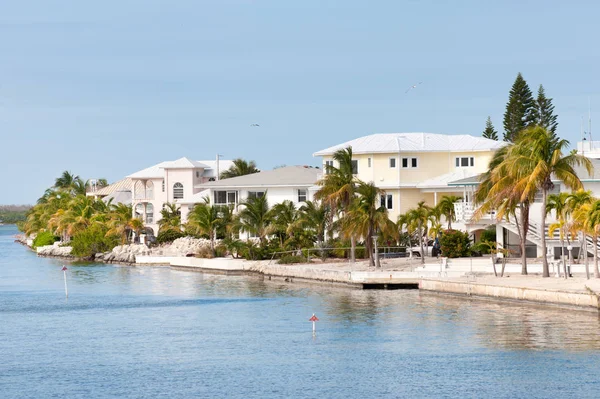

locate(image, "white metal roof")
(313, 133), (506, 156)
(195, 166), (321, 189)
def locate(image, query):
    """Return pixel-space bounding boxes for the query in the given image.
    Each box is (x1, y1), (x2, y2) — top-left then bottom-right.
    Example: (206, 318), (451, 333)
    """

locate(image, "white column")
(434, 191), (438, 206)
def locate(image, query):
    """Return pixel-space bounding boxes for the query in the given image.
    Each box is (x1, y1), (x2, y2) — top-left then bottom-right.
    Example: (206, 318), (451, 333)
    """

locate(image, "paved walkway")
(447, 275), (600, 294)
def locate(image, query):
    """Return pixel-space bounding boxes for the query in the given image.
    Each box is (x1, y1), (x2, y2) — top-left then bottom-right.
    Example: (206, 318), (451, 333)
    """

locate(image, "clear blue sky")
(1, 0), (599, 204)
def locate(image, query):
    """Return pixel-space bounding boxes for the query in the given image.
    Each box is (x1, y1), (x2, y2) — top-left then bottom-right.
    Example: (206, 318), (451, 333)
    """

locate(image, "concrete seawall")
(419, 279), (600, 310)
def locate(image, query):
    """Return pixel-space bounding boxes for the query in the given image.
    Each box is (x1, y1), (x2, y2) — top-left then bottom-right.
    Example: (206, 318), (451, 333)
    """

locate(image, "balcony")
(454, 201), (496, 223)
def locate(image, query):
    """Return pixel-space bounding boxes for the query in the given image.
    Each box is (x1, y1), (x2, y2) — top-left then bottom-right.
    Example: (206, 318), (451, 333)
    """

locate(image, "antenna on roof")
(589, 97), (593, 149)
(216, 154), (224, 181)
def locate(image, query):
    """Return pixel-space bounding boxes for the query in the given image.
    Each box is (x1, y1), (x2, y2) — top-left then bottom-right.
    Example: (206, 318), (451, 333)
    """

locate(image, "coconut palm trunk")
(540, 188), (550, 277)
(517, 207), (529, 275)
(583, 233), (590, 280)
(419, 222), (425, 264)
(595, 232), (600, 278)
(350, 236), (356, 263)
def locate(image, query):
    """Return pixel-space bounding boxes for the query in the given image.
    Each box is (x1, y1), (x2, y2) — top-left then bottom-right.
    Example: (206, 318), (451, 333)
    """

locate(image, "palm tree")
(269, 200), (298, 246)
(297, 200), (329, 247)
(54, 171), (80, 190)
(106, 203), (144, 244)
(158, 203), (182, 233)
(475, 146), (533, 275)
(436, 195), (461, 229)
(567, 189), (594, 275)
(405, 201), (432, 264)
(220, 158), (260, 179)
(503, 126), (592, 277)
(547, 192), (570, 278)
(342, 182), (391, 267)
(186, 197), (223, 254)
(238, 194), (271, 244)
(314, 147), (358, 261)
(54, 171), (86, 195)
(586, 199), (600, 279)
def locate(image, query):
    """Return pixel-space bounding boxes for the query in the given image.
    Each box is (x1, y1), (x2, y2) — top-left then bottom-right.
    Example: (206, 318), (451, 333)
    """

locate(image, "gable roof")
(195, 166), (321, 189)
(91, 178), (133, 196)
(313, 133), (506, 156)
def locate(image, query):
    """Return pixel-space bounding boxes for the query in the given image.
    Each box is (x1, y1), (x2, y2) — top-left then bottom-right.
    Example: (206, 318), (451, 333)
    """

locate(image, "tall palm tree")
(314, 147), (358, 261)
(405, 201), (432, 264)
(158, 203), (182, 233)
(475, 145), (533, 275)
(54, 171), (86, 195)
(238, 194), (271, 244)
(503, 126), (592, 277)
(436, 195), (461, 229)
(586, 199), (600, 279)
(186, 197), (223, 254)
(342, 182), (391, 267)
(220, 158), (260, 179)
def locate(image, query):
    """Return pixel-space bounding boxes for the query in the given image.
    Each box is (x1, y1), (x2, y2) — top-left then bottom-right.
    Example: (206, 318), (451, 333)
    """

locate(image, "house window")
(173, 182), (184, 199)
(380, 194), (393, 210)
(214, 191), (227, 204)
(368, 157), (372, 167)
(298, 189), (307, 202)
(248, 191), (265, 200)
(456, 157), (475, 167)
(196, 171), (200, 178)
(324, 160), (334, 174)
(146, 203), (154, 224)
(389, 158), (396, 168)
(402, 158), (418, 168)
(214, 191), (237, 205)
(351, 160), (358, 175)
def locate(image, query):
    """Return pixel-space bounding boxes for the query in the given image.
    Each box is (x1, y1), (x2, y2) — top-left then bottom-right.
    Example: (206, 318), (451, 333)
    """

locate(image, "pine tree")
(482, 116), (498, 140)
(503, 73), (535, 142)
(531, 84), (558, 136)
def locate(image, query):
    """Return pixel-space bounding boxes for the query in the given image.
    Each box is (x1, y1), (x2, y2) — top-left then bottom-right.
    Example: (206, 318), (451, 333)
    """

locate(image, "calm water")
(1, 225), (600, 398)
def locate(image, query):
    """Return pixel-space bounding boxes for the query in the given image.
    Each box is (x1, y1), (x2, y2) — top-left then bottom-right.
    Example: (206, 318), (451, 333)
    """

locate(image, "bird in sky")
(405, 82), (423, 93)
(250, 123), (260, 127)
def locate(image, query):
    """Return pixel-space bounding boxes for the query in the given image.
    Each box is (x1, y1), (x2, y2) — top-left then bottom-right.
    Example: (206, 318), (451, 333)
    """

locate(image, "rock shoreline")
(17, 235), (216, 266)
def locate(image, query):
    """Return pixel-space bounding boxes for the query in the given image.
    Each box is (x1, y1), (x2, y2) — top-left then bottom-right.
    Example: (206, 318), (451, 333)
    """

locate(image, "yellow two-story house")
(313, 132), (505, 222)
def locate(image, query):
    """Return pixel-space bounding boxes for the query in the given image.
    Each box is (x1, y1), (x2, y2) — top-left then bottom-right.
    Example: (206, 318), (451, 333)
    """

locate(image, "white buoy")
(309, 314), (319, 335)
(62, 265), (68, 298)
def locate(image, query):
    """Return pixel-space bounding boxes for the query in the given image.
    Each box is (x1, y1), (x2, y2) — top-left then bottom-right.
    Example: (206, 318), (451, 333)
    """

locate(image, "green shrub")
(32, 231), (59, 249)
(278, 255), (307, 264)
(480, 228), (496, 243)
(196, 246), (214, 259)
(156, 229), (185, 244)
(71, 224), (119, 258)
(214, 245), (227, 258)
(440, 229), (471, 258)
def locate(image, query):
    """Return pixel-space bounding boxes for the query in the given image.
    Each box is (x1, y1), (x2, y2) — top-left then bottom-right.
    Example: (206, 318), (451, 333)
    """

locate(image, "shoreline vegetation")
(0, 205), (30, 225)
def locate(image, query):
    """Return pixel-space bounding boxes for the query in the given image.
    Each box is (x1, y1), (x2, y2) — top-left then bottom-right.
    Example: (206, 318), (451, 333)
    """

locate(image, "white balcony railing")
(454, 201), (496, 223)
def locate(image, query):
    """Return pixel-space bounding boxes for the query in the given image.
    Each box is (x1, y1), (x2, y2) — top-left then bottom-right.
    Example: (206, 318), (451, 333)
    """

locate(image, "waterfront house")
(126, 157), (233, 236)
(313, 132), (505, 225)
(195, 165), (321, 240)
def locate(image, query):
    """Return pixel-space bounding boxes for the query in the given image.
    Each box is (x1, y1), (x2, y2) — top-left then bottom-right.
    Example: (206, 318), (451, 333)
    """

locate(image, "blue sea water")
(1, 224), (600, 399)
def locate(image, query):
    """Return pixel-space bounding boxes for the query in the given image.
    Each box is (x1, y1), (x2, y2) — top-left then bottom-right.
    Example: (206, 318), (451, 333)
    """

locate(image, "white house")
(127, 157), (234, 235)
(195, 166), (321, 238)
